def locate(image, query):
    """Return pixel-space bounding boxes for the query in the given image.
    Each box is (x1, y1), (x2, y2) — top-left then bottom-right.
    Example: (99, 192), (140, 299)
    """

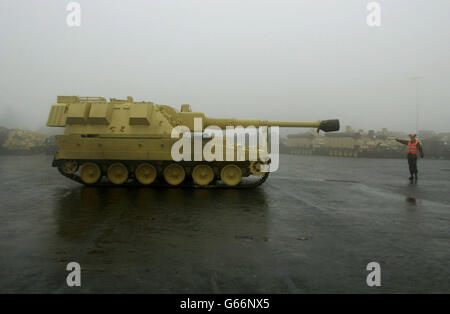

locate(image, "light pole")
(410, 77), (422, 136)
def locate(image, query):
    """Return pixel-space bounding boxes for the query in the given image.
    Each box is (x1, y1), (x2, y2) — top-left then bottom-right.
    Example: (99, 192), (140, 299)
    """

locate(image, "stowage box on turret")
(47, 96), (339, 188)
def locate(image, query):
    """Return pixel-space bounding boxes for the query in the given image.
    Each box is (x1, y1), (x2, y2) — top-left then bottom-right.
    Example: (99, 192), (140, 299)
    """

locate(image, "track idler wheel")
(249, 161), (268, 176)
(59, 160), (78, 175)
(192, 164), (214, 186)
(80, 162), (102, 184)
(221, 164), (242, 186)
(107, 162), (129, 185)
(135, 163), (157, 185)
(164, 164), (186, 186)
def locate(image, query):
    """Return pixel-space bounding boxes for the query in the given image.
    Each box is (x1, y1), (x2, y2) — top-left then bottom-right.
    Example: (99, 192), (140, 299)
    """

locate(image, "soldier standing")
(395, 133), (424, 181)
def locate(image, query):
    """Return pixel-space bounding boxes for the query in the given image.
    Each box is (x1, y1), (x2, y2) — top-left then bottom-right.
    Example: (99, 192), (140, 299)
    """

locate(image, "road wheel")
(135, 163), (157, 185)
(192, 164), (214, 186)
(164, 164), (186, 186)
(221, 164), (242, 186)
(107, 162), (129, 185)
(80, 162), (101, 184)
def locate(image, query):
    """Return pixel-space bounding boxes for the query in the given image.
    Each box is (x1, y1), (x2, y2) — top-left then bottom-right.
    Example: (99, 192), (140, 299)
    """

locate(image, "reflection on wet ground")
(0, 155), (449, 293)
(405, 197), (416, 205)
(49, 187), (270, 293)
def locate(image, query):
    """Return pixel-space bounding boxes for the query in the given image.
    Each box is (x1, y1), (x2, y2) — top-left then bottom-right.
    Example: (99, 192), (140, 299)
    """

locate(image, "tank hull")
(53, 135), (269, 187)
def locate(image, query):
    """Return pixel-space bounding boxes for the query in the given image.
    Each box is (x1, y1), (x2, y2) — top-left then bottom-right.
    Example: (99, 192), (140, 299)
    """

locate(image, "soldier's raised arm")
(395, 138), (409, 145)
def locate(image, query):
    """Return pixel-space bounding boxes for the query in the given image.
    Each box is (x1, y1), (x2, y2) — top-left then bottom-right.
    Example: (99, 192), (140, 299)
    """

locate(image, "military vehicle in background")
(286, 126), (406, 158)
(0, 127), (9, 154)
(286, 131), (317, 155)
(324, 130), (362, 157)
(0, 128), (47, 154)
(46, 96), (339, 187)
(420, 132), (450, 159)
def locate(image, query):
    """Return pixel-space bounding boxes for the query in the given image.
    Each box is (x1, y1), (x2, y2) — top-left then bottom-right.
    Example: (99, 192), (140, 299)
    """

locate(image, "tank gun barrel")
(204, 118), (340, 132)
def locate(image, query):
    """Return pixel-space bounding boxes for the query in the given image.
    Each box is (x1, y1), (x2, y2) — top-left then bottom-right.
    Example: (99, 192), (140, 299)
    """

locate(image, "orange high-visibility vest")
(408, 140), (419, 155)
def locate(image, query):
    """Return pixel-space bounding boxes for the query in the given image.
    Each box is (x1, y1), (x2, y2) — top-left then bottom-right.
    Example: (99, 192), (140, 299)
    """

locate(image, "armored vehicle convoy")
(46, 96), (339, 187)
(0, 128), (46, 154)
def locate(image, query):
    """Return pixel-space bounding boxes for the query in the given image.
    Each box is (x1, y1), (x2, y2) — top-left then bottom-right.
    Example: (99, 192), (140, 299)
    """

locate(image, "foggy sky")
(0, 0), (449, 133)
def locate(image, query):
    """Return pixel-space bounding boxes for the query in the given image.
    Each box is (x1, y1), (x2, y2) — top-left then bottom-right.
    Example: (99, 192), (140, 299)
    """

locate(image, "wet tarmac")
(0, 154), (449, 293)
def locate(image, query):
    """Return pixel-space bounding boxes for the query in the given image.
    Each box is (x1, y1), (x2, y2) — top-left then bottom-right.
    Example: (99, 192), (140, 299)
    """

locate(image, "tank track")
(53, 158), (269, 189)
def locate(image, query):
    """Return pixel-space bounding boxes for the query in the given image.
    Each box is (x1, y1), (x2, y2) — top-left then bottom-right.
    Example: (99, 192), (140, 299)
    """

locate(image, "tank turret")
(47, 96), (339, 134)
(47, 96), (340, 187)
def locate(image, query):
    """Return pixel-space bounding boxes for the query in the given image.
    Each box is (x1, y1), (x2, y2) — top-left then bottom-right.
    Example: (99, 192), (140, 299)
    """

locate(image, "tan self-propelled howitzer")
(47, 96), (339, 188)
